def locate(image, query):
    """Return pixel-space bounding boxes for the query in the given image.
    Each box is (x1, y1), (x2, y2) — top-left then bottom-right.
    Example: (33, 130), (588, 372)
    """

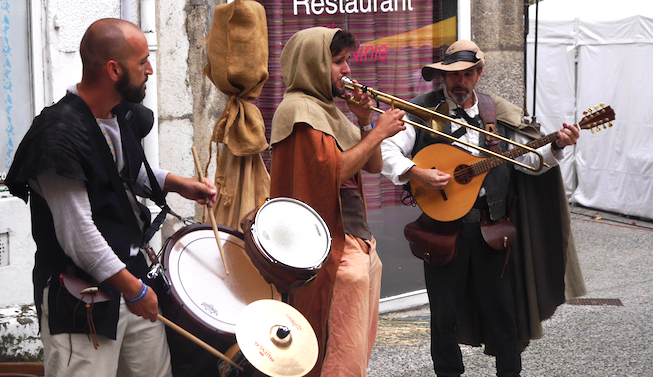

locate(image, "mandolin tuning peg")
(596, 127), (601, 132)
(594, 105), (600, 110)
(591, 128), (595, 133)
(600, 102), (605, 107)
(583, 111), (588, 116)
(588, 108), (593, 114)
(608, 123), (613, 127)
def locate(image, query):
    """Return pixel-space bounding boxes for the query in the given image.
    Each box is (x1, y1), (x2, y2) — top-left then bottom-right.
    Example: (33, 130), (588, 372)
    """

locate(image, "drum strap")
(89, 101), (171, 248)
(138, 150), (170, 246)
(118, 103), (171, 247)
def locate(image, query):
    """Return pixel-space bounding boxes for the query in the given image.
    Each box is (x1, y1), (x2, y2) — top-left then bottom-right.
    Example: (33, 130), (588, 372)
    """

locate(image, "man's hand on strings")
(555, 122), (580, 149)
(405, 166), (451, 191)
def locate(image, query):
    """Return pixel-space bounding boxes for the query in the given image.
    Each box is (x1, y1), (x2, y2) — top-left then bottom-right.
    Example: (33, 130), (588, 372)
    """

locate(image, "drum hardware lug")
(146, 264), (160, 280)
(160, 268), (172, 292)
(166, 207), (196, 226)
(147, 263), (171, 292)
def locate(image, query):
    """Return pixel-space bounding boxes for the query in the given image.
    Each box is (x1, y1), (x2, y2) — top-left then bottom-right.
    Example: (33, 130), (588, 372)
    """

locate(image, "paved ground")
(367, 206), (653, 377)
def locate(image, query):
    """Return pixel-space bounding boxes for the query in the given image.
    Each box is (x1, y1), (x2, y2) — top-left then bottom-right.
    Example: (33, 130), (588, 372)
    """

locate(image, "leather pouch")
(479, 209), (516, 251)
(56, 273), (112, 336)
(404, 214), (461, 266)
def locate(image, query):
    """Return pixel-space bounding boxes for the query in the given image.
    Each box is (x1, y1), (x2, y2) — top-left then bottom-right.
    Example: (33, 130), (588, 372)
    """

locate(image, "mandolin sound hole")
(454, 165), (473, 184)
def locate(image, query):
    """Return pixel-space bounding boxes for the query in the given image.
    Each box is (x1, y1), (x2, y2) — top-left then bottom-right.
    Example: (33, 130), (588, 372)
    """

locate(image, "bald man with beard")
(6, 19), (217, 377)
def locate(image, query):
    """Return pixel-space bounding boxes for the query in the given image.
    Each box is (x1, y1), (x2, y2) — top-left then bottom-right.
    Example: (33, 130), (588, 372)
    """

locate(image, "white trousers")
(41, 286), (173, 377)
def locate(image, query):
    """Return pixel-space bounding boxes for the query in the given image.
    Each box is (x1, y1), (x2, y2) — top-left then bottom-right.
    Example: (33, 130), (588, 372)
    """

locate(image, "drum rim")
(253, 197), (332, 270)
(250, 223), (327, 273)
(162, 223), (279, 336)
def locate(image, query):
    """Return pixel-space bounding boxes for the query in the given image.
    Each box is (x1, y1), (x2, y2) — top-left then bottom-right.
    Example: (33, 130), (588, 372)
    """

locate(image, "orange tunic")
(270, 124), (345, 376)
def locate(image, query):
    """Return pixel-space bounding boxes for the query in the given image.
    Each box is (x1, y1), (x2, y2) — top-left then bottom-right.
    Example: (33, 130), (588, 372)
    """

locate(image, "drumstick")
(191, 146), (229, 275)
(157, 314), (243, 371)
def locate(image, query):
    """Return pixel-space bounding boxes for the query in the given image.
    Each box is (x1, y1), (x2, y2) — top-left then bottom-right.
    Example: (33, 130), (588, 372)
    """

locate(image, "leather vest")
(27, 94), (152, 339)
(408, 90), (513, 221)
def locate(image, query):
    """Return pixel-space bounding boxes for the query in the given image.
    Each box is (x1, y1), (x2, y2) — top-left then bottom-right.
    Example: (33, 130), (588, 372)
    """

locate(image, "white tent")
(526, 0), (653, 220)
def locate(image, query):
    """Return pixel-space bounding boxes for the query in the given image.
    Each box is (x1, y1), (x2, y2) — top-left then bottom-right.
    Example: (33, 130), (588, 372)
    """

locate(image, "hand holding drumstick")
(191, 146), (229, 274)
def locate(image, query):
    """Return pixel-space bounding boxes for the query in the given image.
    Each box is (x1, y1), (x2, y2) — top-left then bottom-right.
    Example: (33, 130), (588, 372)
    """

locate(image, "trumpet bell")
(429, 101), (449, 134)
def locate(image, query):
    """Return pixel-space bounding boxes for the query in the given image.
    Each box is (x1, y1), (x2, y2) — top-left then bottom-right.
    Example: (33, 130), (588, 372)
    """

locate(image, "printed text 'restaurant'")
(294, 0), (414, 15)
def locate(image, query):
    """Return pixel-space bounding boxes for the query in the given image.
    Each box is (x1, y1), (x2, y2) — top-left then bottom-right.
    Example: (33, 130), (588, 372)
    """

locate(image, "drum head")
(253, 198), (331, 269)
(164, 225), (281, 335)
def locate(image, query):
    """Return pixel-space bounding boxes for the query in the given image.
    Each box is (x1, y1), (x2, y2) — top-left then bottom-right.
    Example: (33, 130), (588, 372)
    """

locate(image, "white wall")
(0, 0), (122, 309)
(156, 0), (198, 232)
(1, 0), (208, 296)
(0, 197), (35, 306)
(0, 0), (206, 359)
(46, 0), (121, 102)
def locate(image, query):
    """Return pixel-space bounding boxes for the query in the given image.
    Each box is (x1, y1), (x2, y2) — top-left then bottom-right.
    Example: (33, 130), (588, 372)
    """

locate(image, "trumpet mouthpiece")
(340, 76), (354, 86)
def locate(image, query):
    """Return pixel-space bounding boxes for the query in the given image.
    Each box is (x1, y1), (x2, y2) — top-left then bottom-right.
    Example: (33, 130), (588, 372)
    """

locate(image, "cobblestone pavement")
(367, 207), (653, 377)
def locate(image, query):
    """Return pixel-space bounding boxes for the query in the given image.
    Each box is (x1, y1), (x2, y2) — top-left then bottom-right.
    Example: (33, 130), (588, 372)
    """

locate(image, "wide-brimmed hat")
(421, 40), (485, 81)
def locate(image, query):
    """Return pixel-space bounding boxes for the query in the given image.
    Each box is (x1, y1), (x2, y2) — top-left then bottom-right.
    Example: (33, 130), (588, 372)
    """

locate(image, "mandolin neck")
(468, 126), (575, 176)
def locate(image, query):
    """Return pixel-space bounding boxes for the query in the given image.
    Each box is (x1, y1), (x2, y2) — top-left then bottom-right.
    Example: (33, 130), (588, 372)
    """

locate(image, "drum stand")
(217, 344), (257, 377)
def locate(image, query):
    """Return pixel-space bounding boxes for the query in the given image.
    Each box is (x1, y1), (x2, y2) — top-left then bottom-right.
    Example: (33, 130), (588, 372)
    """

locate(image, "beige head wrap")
(271, 27), (361, 151)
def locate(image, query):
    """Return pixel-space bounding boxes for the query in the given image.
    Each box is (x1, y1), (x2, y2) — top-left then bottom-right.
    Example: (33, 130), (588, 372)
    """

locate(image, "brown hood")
(271, 27), (361, 151)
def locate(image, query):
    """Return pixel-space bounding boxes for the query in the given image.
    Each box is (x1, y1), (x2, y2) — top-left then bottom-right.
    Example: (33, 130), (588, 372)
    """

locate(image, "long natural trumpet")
(340, 77), (544, 172)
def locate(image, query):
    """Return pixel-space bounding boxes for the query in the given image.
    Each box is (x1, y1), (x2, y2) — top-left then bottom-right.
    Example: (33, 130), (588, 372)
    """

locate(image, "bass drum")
(160, 223), (281, 377)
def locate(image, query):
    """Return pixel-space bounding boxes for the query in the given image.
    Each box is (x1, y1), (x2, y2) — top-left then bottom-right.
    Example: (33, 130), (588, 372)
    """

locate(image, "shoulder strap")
(112, 104), (169, 245)
(476, 92), (497, 126)
(141, 156), (170, 244)
(67, 95), (144, 237)
(476, 92), (501, 153)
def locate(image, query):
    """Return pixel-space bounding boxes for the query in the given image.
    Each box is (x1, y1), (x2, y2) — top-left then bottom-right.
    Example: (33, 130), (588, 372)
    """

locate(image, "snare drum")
(160, 223), (281, 375)
(242, 197), (332, 294)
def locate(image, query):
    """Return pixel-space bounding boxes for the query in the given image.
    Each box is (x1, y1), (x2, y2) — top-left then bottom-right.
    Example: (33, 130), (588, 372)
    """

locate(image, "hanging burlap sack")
(203, 0), (270, 230)
(204, 0), (269, 155)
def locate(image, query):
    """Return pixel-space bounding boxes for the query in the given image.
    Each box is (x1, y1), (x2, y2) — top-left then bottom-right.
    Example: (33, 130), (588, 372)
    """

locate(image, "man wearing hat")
(380, 40), (585, 376)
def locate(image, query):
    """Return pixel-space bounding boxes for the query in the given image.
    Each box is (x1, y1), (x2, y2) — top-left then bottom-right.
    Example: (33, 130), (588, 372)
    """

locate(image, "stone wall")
(157, 0), (227, 238)
(472, 0), (526, 112)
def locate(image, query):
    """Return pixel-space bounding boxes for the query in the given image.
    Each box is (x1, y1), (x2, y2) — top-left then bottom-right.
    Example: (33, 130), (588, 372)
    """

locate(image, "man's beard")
(449, 86), (471, 105)
(332, 83), (345, 97)
(116, 70), (146, 103)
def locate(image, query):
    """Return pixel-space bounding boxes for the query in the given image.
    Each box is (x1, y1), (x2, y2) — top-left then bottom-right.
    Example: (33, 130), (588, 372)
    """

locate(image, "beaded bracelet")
(360, 120), (375, 132)
(125, 281), (148, 303)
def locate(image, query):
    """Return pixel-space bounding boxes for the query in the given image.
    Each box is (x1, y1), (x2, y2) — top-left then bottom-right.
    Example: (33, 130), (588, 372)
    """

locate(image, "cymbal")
(236, 300), (318, 377)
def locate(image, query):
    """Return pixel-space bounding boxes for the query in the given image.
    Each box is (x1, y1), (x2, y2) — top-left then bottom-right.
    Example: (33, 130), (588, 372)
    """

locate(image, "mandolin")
(409, 104), (615, 222)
